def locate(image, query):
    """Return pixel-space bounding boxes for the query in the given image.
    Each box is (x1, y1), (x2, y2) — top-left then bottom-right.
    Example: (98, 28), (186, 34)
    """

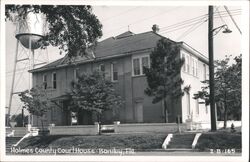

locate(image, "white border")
(1, 0), (249, 162)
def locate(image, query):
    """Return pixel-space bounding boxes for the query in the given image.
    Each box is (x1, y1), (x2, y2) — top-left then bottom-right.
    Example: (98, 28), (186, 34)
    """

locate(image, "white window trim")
(181, 53), (186, 72)
(132, 54), (150, 76)
(52, 72), (57, 89)
(182, 51), (199, 78)
(194, 59), (198, 77)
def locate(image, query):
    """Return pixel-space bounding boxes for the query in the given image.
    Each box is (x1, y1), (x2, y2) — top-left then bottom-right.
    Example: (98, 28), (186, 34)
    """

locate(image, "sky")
(4, 5), (242, 116)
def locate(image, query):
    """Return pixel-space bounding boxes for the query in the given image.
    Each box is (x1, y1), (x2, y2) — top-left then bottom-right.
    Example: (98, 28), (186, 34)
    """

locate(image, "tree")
(194, 55), (242, 128)
(144, 38), (185, 123)
(5, 5), (103, 58)
(69, 71), (123, 133)
(19, 86), (51, 130)
(10, 113), (28, 127)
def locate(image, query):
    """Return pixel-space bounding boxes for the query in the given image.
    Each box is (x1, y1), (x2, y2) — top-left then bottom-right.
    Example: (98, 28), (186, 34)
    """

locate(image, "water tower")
(7, 10), (49, 126)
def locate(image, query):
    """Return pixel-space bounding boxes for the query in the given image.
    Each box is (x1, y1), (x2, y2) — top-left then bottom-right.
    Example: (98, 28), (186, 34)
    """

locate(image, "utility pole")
(208, 6), (217, 131)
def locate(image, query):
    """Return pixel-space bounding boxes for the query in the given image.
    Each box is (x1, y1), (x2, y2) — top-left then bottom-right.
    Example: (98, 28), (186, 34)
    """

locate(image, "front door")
(135, 102), (143, 123)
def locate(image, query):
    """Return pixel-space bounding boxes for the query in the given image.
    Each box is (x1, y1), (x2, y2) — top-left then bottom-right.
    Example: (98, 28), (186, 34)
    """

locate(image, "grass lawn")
(196, 131), (241, 151)
(15, 128), (241, 154)
(18, 133), (167, 151)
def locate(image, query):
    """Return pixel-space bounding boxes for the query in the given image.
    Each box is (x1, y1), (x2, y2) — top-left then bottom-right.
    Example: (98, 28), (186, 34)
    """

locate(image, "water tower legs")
(7, 40), (20, 126)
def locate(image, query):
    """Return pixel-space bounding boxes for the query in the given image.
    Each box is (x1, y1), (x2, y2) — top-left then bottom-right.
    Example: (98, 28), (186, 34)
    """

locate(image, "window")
(52, 72), (57, 89)
(194, 59), (198, 77)
(190, 57), (194, 75)
(142, 57), (149, 74)
(99, 64), (105, 77)
(182, 52), (198, 77)
(203, 64), (206, 80)
(111, 63), (118, 82)
(196, 99), (199, 114)
(132, 55), (150, 76)
(43, 74), (47, 89)
(191, 57), (198, 77)
(73, 68), (79, 82)
(181, 53), (186, 72)
(186, 55), (190, 73)
(133, 58), (140, 76)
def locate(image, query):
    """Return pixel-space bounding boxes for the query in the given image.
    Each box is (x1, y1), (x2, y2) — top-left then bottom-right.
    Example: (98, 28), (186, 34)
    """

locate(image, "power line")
(102, 6), (142, 22)
(215, 6), (226, 25)
(160, 10), (241, 32)
(93, 12), (241, 55)
(159, 12), (240, 34)
(103, 9), (241, 40)
(224, 6), (242, 34)
(104, 6), (182, 35)
(176, 18), (208, 41)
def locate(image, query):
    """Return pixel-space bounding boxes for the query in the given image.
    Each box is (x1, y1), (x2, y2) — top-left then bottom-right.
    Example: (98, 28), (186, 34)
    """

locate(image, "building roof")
(30, 30), (207, 73)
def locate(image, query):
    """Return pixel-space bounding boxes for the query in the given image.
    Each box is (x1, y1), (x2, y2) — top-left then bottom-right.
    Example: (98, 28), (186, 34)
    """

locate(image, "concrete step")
(167, 133), (195, 149)
(101, 125), (114, 133)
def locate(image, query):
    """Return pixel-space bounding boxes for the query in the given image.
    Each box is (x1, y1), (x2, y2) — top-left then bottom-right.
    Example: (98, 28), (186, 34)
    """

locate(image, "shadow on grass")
(19, 135), (74, 149)
(18, 133), (167, 150)
(196, 132), (241, 151)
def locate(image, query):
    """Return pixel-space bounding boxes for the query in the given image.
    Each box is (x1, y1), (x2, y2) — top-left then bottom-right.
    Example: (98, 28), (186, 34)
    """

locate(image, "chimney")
(152, 24), (159, 33)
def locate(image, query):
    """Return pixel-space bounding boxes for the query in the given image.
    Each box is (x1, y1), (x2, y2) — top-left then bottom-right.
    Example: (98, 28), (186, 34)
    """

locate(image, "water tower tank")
(15, 11), (45, 50)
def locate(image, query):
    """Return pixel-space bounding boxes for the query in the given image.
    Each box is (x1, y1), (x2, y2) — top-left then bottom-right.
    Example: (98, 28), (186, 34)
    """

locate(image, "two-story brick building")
(30, 25), (211, 126)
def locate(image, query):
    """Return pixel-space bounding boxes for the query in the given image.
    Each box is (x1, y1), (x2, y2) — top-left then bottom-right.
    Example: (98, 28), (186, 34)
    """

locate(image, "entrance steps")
(167, 133), (196, 149)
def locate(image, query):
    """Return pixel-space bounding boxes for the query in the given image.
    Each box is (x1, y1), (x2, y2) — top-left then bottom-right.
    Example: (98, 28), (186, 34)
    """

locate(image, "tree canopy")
(144, 38), (184, 122)
(194, 55), (242, 128)
(5, 5), (103, 58)
(69, 71), (123, 123)
(18, 86), (51, 117)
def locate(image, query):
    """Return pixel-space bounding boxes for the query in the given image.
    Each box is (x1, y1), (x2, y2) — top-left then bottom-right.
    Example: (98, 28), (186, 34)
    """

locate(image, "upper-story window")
(43, 74), (47, 89)
(73, 68), (79, 82)
(190, 57), (194, 75)
(133, 58), (140, 76)
(181, 53), (186, 72)
(194, 59), (198, 77)
(203, 64), (206, 80)
(185, 54), (190, 73)
(132, 55), (150, 76)
(52, 72), (57, 89)
(99, 64), (105, 78)
(142, 57), (149, 74)
(190, 57), (198, 77)
(182, 52), (198, 77)
(111, 62), (118, 82)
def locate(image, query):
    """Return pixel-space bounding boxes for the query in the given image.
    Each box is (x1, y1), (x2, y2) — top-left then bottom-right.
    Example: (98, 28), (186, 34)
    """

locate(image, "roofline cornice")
(30, 48), (153, 73)
(179, 42), (209, 64)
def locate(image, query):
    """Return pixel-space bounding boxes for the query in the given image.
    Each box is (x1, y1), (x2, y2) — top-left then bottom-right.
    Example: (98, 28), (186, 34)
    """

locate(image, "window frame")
(52, 72), (57, 89)
(194, 59), (198, 77)
(111, 62), (118, 82)
(203, 63), (207, 80)
(186, 54), (190, 73)
(43, 74), (47, 90)
(132, 54), (150, 76)
(73, 68), (79, 82)
(141, 56), (149, 75)
(181, 53), (186, 72)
